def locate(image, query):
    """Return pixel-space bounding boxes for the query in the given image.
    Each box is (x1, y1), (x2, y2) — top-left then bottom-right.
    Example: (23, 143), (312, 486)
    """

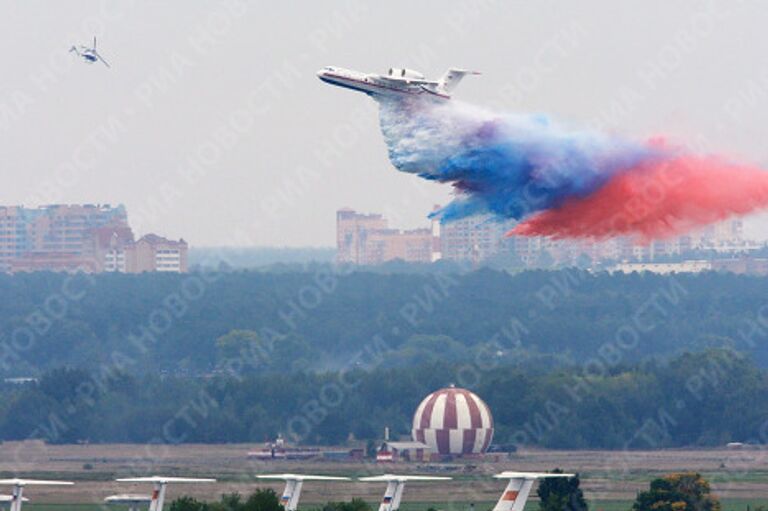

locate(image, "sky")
(1, 0), (767, 247)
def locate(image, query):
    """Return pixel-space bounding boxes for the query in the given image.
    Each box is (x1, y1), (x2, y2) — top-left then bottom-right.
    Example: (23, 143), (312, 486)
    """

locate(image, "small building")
(126, 234), (188, 273)
(377, 441), (431, 462)
(9, 251), (102, 273)
(3, 377), (38, 385)
(610, 260), (713, 274)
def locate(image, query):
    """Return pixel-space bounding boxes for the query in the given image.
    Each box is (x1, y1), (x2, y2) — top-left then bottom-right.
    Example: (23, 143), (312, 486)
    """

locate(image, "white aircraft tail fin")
(148, 483), (164, 511)
(378, 480), (404, 511)
(0, 479), (73, 511)
(257, 474), (350, 511)
(492, 477), (534, 511)
(115, 476), (215, 511)
(438, 68), (480, 94)
(9, 486), (23, 511)
(492, 472), (575, 511)
(280, 479), (302, 510)
(359, 475), (451, 511)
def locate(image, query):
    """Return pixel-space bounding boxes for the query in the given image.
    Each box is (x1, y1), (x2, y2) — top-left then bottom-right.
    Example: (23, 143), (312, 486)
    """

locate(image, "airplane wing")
(377, 76), (438, 86)
(257, 474), (350, 481)
(493, 472), (574, 479)
(358, 475), (452, 482)
(115, 477), (216, 483)
(0, 479), (74, 486)
(0, 496), (28, 502)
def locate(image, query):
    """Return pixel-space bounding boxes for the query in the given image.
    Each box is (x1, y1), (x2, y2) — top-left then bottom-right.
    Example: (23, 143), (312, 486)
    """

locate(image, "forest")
(1, 349), (766, 448)
(0, 268), (767, 377)
(1, 268), (767, 447)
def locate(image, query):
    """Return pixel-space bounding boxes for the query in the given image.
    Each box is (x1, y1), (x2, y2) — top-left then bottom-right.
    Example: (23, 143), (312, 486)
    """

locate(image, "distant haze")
(1, 1), (767, 246)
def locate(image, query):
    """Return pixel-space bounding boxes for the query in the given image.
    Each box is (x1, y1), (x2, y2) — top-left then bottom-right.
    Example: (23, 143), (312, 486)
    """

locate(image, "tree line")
(1, 349), (767, 448)
(1, 268), (768, 378)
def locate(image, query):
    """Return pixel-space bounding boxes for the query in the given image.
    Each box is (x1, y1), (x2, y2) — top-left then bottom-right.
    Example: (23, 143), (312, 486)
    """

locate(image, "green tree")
(170, 496), (209, 511)
(215, 329), (315, 373)
(218, 493), (244, 511)
(365, 439), (378, 458)
(632, 473), (720, 511)
(171, 490), (281, 511)
(216, 330), (266, 366)
(537, 469), (587, 511)
(321, 499), (372, 511)
(244, 489), (282, 511)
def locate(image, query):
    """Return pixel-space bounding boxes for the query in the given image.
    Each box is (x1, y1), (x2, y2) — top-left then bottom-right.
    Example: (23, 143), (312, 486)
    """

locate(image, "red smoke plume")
(510, 154), (768, 242)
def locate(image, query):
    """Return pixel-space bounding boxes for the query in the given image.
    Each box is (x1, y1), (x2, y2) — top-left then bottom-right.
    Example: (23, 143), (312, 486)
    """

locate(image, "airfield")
(3, 442), (768, 511)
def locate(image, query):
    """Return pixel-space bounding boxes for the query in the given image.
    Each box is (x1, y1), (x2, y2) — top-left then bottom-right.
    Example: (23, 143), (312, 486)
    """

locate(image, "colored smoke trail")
(377, 98), (768, 241)
(511, 154), (768, 241)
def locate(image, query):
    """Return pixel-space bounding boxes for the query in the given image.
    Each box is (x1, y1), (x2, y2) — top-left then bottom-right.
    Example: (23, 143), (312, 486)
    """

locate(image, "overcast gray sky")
(1, 1), (767, 247)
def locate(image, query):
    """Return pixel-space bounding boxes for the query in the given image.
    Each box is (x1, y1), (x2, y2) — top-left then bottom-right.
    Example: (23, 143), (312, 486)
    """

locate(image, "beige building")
(126, 234), (188, 273)
(0, 204), (188, 273)
(336, 208), (438, 265)
(439, 215), (514, 263)
(610, 260), (713, 274)
(1, 204), (131, 273)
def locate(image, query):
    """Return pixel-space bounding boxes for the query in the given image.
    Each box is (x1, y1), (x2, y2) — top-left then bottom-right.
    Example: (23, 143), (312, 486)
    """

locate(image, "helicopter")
(69, 36), (110, 68)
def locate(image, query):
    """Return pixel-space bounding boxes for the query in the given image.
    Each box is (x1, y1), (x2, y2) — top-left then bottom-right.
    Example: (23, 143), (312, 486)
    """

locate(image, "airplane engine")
(401, 69), (425, 80)
(387, 68), (425, 80)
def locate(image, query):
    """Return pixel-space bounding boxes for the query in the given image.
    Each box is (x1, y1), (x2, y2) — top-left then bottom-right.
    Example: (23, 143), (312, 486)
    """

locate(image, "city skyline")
(2, 2), (768, 246)
(335, 206), (755, 269)
(0, 203), (188, 273)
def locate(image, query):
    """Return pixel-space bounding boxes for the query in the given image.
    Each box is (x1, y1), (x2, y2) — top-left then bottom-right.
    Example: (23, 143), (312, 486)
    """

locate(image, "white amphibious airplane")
(0, 479), (73, 511)
(317, 66), (479, 100)
(69, 36), (110, 68)
(491, 472), (575, 511)
(114, 476), (216, 511)
(358, 474), (451, 511)
(256, 474), (350, 511)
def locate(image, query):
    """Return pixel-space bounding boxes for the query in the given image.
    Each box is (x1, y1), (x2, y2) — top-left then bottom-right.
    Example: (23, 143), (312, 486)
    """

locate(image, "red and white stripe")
(412, 387), (494, 454)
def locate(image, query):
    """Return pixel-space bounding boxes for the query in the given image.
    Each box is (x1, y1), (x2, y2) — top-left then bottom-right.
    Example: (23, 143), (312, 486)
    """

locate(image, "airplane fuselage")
(317, 67), (450, 100)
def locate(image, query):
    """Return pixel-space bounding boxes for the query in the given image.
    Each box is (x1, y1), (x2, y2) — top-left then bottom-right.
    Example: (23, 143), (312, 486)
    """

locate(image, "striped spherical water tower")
(411, 386), (494, 455)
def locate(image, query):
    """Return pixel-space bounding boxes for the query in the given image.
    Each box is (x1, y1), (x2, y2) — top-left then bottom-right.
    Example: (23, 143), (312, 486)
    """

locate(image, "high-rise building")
(440, 216), (516, 263)
(336, 208), (438, 264)
(0, 204), (131, 272)
(0, 204), (188, 273)
(336, 207), (762, 268)
(336, 209), (388, 264)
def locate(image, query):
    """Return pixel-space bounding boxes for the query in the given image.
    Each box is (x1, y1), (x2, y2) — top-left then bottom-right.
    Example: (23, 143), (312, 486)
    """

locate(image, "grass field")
(2, 442), (767, 509)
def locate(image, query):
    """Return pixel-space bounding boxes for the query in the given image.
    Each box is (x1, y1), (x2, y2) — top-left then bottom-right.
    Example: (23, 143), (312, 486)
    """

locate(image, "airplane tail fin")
(492, 472), (575, 511)
(148, 484), (163, 511)
(438, 68), (480, 94)
(9, 486), (23, 511)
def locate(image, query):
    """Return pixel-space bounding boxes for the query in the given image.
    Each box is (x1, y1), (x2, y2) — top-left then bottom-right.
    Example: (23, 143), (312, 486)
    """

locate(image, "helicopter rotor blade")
(93, 50), (110, 68)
